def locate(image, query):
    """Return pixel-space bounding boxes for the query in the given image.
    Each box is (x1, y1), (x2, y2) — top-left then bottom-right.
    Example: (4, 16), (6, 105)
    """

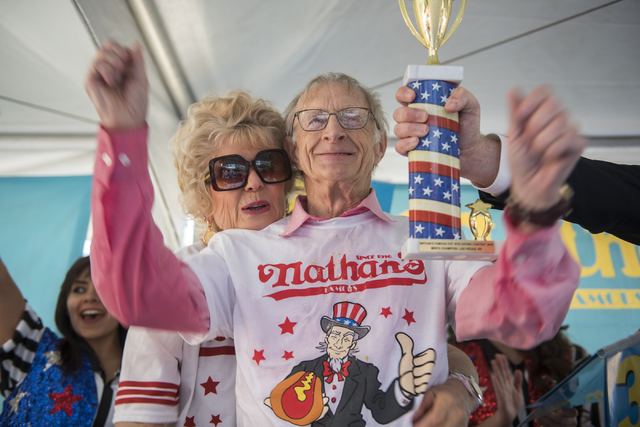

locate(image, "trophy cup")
(399, 0), (496, 260)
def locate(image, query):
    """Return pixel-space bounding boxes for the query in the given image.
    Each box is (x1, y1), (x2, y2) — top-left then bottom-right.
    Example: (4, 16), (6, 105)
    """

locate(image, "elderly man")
(88, 43), (581, 426)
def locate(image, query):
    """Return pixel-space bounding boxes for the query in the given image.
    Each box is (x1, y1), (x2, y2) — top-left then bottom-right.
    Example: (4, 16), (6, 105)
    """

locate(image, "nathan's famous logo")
(258, 254), (427, 300)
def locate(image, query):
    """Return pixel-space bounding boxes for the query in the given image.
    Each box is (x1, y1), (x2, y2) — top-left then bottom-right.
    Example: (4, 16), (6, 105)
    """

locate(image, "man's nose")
(322, 115), (346, 142)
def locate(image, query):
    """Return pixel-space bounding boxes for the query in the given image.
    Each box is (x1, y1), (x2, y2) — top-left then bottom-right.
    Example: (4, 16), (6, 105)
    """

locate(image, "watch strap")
(506, 184), (573, 227)
(448, 371), (483, 408)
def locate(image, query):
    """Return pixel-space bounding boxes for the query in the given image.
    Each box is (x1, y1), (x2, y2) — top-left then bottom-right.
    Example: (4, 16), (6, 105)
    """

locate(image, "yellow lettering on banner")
(560, 223), (640, 278)
(560, 222), (580, 261)
(615, 355), (640, 427)
(571, 289), (640, 309)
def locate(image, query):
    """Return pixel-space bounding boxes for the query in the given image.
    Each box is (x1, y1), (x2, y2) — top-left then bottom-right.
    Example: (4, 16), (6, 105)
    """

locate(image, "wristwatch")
(448, 371), (483, 407)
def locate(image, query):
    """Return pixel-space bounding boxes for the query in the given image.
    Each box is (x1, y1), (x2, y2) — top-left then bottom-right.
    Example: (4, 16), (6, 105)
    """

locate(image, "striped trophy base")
(402, 64), (496, 261)
(402, 237), (496, 261)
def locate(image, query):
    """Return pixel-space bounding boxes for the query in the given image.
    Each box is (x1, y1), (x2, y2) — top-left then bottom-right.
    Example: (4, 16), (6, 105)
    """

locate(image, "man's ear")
(375, 132), (388, 166)
(285, 136), (299, 169)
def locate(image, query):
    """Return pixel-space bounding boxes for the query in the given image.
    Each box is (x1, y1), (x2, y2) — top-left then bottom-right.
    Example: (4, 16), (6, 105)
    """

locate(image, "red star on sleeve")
(184, 415), (196, 427)
(282, 350), (294, 360)
(380, 307), (392, 318)
(200, 376), (219, 395)
(49, 384), (82, 416)
(278, 317), (297, 334)
(252, 349), (266, 365)
(402, 309), (416, 326)
(210, 414), (222, 425)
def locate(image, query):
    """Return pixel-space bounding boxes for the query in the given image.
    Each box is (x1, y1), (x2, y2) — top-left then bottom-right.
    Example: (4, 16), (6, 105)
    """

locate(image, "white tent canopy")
(1, 0), (639, 246)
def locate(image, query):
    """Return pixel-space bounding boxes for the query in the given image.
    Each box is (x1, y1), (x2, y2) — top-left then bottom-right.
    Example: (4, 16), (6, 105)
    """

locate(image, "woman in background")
(0, 256), (126, 426)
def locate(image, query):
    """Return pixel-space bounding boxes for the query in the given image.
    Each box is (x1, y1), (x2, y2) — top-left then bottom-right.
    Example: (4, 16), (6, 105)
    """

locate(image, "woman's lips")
(79, 308), (106, 324)
(242, 200), (271, 215)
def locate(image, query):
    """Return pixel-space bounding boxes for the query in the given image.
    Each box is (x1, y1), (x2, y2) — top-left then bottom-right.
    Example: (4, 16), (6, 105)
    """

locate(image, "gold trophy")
(399, 0), (496, 260)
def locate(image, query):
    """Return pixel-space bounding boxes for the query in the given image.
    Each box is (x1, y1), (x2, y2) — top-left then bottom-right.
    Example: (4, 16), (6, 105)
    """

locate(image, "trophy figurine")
(399, 0), (496, 260)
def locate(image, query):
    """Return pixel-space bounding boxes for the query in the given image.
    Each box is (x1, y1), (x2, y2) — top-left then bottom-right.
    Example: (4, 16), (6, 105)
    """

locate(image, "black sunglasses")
(206, 149), (292, 191)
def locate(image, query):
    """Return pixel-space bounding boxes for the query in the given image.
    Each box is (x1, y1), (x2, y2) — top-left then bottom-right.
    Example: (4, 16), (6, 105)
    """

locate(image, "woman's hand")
(85, 41), (149, 131)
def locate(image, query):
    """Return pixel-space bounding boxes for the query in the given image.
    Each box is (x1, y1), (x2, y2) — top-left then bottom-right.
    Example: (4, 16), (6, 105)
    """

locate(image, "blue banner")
(0, 176), (92, 331)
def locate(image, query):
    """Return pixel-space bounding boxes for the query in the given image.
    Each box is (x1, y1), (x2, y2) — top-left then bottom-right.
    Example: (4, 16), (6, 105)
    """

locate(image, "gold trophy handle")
(398, 0), (429, 49)
(441, 0), (467, 46)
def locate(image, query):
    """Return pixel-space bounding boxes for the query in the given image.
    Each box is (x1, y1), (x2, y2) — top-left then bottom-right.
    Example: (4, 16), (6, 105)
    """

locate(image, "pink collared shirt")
(91, 126), (580, 349)
(281, 192), (393, 237)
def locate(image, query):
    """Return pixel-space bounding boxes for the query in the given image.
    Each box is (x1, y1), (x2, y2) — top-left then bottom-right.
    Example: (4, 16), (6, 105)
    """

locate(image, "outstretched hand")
(507, 86), (585, 211)
(490, 354), (524, 425)
(85, 41), (149, 131)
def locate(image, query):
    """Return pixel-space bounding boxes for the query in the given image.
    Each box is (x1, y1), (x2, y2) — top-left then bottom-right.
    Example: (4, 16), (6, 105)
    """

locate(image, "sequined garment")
(0, 328), (98, 426)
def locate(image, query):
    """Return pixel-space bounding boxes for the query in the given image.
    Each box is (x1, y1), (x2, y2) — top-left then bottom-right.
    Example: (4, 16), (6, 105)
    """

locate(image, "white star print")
(411, 81), (421, 89)
(432, 129), (442, 139)
(443, 191), (452, 200)
(431, 82), (441, 91)
(414, 175), (424, 184)
(421, 137), (432, 147)
(420, 91), (429, 100)
(423, 187), (433, 197)
(440, 95), (448, 104)
(408, 187), (414, 195)
(452, 182), (459, 192)
(415, 224), (424, 234)
(453, 232), (461, 240)
(435, 227), (445, 237)
(441, 142), (450, 151)
(434, 177), (444, 187)
(451, 134), (458, 143)
(449, 87), (455, 94)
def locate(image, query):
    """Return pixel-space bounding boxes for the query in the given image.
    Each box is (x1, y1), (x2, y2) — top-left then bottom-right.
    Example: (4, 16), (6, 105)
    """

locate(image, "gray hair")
(284, 73), (388, 145)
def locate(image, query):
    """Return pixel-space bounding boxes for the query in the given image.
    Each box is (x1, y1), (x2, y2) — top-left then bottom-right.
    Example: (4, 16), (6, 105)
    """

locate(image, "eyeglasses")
(206, 149), (292, 191)
(293, 107), (380, 132)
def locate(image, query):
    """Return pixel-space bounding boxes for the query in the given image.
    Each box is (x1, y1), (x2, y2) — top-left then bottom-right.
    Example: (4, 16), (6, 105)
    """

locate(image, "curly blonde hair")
(171, 91), (287, 224)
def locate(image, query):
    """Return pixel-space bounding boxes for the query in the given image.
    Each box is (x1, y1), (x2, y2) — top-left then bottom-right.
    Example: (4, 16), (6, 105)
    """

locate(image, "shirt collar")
(280, 189), (393, 237)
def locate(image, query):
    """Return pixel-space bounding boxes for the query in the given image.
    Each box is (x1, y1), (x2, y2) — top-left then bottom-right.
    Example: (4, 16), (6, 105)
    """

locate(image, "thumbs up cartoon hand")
(396, 332), (436, 397)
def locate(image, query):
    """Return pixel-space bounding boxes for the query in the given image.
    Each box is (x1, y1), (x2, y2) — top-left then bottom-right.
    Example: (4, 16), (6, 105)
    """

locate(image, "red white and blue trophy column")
(399, 0), (496, 261)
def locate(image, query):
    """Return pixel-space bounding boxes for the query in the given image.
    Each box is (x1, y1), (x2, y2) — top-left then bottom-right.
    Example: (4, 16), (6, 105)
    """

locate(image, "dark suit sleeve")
(479, 157), (640, 245)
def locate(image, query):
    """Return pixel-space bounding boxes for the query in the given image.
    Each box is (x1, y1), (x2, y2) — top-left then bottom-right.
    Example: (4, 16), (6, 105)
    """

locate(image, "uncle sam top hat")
(321, 301), (370, 340)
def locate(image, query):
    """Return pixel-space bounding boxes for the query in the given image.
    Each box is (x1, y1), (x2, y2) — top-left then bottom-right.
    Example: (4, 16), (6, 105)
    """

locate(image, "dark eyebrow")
(73, 279), (90, 285)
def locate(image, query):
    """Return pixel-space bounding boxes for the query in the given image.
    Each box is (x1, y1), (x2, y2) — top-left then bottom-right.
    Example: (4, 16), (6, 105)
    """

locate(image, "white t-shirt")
(184, 211), (487, 426)
(113, 243), (236, 427)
